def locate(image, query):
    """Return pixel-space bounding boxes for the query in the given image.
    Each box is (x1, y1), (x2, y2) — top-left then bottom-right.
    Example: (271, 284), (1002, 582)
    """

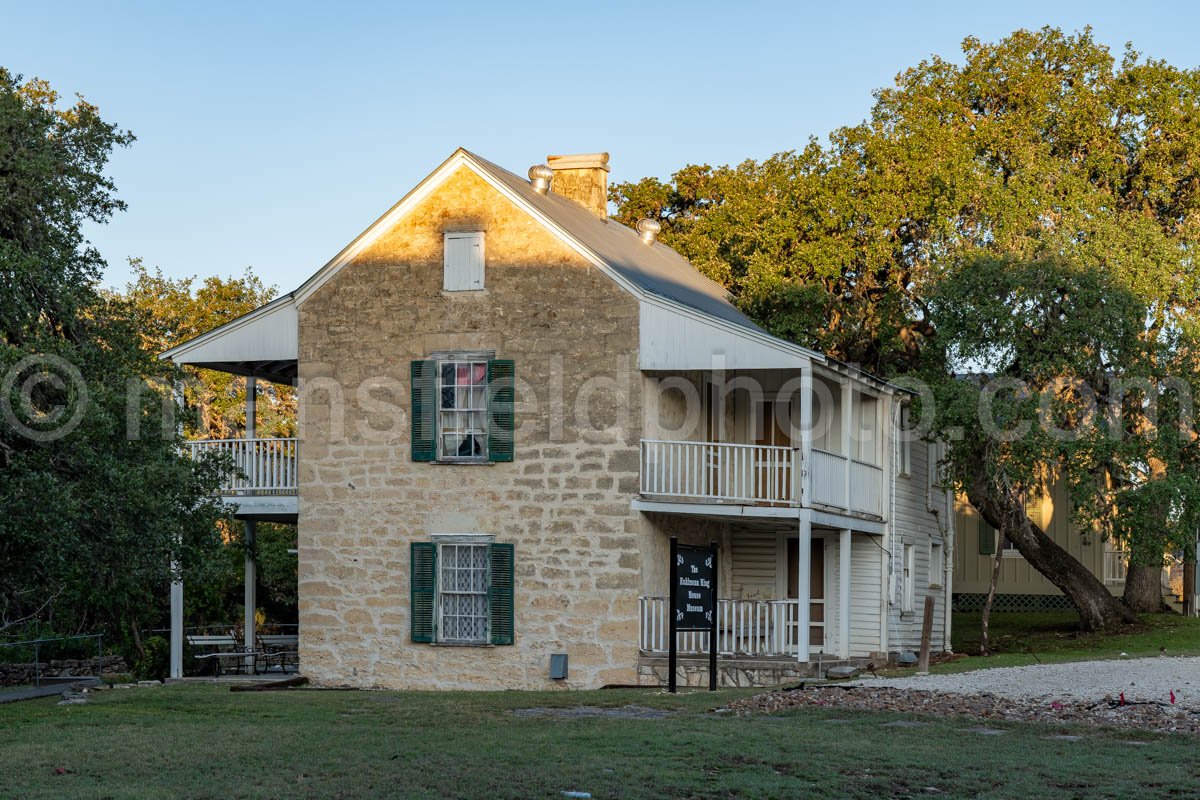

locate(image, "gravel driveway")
(853, 656), (1200, 707)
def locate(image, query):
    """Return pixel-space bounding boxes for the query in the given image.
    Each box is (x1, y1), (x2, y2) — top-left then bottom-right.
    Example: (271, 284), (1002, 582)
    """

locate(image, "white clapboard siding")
(443, 232), (485, 291)
(888, 437), (947, 651)
(850, 536), (883, 656)
(731, 534), (778, 598)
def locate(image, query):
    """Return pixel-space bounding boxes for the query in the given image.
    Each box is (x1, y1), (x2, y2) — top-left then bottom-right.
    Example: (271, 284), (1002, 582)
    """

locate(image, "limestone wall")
(297, 166), (661, 689)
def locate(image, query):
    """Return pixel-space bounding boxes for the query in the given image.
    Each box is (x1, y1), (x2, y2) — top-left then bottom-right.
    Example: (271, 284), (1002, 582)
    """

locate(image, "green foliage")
(0, 69), (227, 646)
(118, 261), (295, 439)
(132, 635), (169, 681)
(612, 27), (1200, 378)
(613, 27), (1200, 620)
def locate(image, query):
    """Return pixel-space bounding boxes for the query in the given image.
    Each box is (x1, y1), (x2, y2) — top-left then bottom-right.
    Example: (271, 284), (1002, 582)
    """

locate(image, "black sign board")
(673, 546), (715, 631)
(667, 537), (719, 693)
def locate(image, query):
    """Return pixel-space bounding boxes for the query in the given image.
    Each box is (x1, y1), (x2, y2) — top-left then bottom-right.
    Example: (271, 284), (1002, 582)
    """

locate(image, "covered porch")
(160, 295), (300, 680)
(637, 511), (886, 683)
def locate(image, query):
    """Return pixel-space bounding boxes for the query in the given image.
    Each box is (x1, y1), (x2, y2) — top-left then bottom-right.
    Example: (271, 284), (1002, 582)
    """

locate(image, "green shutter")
(488, 359), (515, 463)
(411, 542), (437, 643)
(978, 522), (996, 556)
(489, 543), (515, 646)
(411, 360), (437, 462)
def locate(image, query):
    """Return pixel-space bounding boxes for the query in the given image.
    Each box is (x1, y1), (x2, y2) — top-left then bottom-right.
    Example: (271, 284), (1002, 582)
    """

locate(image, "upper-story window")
(439, 359), (489, 460)
(411, 353), (514, 464)
(443, 231), (485, 291)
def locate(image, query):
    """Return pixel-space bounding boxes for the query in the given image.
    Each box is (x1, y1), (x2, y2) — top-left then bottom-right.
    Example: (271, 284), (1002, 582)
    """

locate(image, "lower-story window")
(410, 536), (514, 646)
(438, 541), (490, 643)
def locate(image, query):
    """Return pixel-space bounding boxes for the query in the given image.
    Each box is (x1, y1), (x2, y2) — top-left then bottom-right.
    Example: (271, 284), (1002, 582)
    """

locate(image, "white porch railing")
(188, 438), (298, 495)
(1104, 550), (1128, 585)
(638, 597), (823, 658)
(810, 448), (847, 508)
(849, 460), (884, 516)
(639, 440), (800, 506)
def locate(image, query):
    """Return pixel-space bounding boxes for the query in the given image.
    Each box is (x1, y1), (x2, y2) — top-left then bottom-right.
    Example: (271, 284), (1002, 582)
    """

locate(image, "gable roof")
(167, 148), (827, 370)
(462, 151), (769, 337)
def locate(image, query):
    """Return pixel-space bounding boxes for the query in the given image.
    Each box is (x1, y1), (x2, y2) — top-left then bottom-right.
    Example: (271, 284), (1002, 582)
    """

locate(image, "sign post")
(667, 537), (719, 692)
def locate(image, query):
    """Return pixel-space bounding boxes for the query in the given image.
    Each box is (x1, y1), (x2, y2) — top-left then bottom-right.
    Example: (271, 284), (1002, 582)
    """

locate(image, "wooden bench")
(256, 634), (298, 674)
(187, 634), (259, 677)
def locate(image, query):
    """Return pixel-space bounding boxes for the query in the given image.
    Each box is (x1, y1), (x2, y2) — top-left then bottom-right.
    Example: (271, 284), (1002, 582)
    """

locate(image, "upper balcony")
(638, 439), (884, 519)
(188, 437), (298, 521)
(636, 366), (893, 525)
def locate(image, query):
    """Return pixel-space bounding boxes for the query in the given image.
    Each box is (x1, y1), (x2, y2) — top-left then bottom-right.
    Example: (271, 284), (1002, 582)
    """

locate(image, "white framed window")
(929, 540), (944, 588)
(434, 535), (493, 644)
(902, 544), (915, 613)
(437, 359), (489, 461)
(443, 231), (485, 291)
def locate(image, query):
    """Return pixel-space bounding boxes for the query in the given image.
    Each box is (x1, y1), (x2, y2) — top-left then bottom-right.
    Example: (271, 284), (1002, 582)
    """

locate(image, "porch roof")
(159, 295), (298, 385)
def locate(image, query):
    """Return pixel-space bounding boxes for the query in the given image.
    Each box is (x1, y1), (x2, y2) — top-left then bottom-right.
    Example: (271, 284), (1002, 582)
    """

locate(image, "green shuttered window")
(488, 543), (515, 645)
(488, 359), (515, 463)
(411, 361), (438, 462)
(410, 357), (514, 463)
(410, 542), (437, 643)
(409, 539), (515, 646)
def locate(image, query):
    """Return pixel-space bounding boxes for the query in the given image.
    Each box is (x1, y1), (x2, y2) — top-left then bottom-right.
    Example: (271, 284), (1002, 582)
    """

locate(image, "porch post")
(840, 383), (853, 507)
(799, 363), (813, 505)
(839, 528), (851, 660)
(169, 379), (185, 680)
(243, 377), (258, 669)
(244, 520), (257, 669)
(170, 570), (183, 679)
(796, 512), (811, 663)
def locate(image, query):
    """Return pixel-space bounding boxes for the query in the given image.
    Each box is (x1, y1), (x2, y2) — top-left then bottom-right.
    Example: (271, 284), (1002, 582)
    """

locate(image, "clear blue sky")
(2, 1), (1196, 294)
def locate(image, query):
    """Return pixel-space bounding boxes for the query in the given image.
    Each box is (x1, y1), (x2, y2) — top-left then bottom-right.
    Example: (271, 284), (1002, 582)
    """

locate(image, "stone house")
(162, 149), (954, 688)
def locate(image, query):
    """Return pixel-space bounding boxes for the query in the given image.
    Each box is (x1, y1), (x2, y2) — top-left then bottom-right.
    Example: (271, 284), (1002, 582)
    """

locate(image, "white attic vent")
(443, 231), (485, 291)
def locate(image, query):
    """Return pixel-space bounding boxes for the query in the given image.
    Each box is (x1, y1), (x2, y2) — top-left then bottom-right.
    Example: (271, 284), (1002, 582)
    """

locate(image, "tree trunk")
(965, 462), (1137, 632)
(1123, 564), (1168, 613)
(980, 541), (1003, 656)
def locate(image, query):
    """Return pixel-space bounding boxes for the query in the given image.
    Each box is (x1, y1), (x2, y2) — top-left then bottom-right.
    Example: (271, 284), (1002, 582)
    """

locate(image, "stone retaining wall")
(0, 655), (128, 687)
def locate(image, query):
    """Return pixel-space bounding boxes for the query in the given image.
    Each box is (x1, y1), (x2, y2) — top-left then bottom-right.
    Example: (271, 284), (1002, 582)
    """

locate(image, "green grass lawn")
(0, 684), (1195, 799)
(884, 611), (1200, 676)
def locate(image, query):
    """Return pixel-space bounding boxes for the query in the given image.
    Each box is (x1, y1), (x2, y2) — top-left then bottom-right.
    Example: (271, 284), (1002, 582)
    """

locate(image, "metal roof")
(464, 151), (773, 339)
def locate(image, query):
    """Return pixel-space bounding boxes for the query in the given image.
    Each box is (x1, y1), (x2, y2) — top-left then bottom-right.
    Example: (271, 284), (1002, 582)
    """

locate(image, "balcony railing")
(639, 439), (800, 506)
(188, 438), (298, 495)
(639, 439), (885, 517)
(638, 596), (822, 658)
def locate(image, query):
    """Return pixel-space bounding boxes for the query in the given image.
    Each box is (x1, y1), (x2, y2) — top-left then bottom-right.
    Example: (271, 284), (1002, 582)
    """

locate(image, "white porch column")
(169, 379), (185, 680)
(243, 377), (258, 669)
(841, 383), (853, 507)
(169, 570), (183, 679)
(244, 520), (257, 668)
(796, 512), (812, 663)
(839, 528), (851, 659)
(799, 363), (813, 505)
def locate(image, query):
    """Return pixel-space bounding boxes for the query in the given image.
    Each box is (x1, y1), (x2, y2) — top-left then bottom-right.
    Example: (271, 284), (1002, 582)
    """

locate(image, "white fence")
(638, 596), (823, 658)
(640, 440), (800, 506)
(188, 438), (298, 495)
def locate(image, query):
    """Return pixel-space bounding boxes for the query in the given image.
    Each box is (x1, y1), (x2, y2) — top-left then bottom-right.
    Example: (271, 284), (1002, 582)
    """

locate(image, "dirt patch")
(721, 685), (1200, 735)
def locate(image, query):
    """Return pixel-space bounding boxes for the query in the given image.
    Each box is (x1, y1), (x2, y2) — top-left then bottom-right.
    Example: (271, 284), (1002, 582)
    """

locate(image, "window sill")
(430, 641), (495, 648)
(433, 460), (495, 466)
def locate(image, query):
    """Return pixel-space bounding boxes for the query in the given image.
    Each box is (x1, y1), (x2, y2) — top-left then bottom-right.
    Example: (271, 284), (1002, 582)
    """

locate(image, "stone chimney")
(546, 152), (610, 218)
